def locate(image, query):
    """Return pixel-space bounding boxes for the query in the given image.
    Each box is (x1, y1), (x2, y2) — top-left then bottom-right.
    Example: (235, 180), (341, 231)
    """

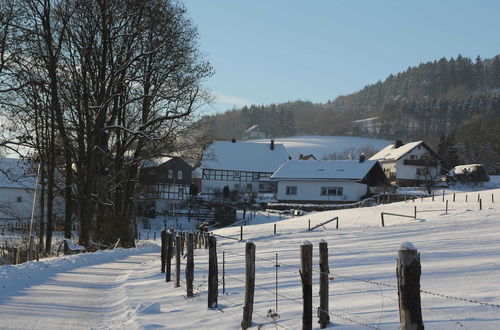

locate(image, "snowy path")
(0, 248), (159, 329)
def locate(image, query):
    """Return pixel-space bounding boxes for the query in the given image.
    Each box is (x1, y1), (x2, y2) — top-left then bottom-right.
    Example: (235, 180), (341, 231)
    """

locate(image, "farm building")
(200, 140), (289, 199)
(138, 157), (193, 215)
(369, 140), (441, 187)
(270, 157), (387, 204)
(0, 158), (39, 231)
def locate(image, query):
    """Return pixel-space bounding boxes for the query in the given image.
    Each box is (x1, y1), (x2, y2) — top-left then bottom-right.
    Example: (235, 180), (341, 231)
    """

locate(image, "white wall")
(396, 147), (441, 181)
(276, 180), (368, 202)
(0, 187), (37, 220)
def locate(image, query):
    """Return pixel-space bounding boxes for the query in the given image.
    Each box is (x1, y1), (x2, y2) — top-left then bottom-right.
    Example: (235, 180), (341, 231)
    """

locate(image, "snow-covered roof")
(451, 164), (484, 175)
(0, 158), (38, 189)
(369, 141), (424, 161)
(271, 159), (379, 180)
(139, 156), (173, 168)
(201, 141), (289, 173)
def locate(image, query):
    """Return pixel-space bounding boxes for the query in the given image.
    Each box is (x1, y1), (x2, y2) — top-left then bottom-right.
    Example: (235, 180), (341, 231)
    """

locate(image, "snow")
(369, 140), (423, 161)
(1, 189), (500, 329)
(399, 241), (417, 251)
(249, 135), (392, 160)
(271, 159), (378, 180)
(200, 141), (289, 172)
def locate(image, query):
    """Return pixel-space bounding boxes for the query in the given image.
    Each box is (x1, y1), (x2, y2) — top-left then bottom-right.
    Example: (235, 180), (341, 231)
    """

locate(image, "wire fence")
(159, 224), (500, 329)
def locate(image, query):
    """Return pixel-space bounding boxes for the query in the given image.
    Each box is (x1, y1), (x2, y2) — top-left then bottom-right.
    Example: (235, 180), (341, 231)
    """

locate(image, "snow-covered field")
(1, 189), (500, 329)
(248, 135), (392, 160)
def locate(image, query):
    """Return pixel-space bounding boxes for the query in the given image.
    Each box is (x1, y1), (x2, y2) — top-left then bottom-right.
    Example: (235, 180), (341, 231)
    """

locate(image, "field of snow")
(248, 135), (392, 160)
(1, 189), (500, 329)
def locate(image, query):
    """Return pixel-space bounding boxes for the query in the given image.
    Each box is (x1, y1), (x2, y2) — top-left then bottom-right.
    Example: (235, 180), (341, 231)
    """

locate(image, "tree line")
(0, 0), (212, 251)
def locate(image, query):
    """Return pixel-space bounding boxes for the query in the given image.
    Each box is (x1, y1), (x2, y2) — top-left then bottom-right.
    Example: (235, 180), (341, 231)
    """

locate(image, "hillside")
(1, 187), (500, 329)
(202, 54), (500, 170)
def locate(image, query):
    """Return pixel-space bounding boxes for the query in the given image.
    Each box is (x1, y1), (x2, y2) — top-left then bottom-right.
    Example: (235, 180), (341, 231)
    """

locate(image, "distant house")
(369, 140), (441, 186)
(448, 164), (489, 183)
(0, 158), (38, 230)
(271, 157), (387, 204)
(138, 157), (193, 214)
(299, 154), (317, 160)
(200, 140), (289, 198)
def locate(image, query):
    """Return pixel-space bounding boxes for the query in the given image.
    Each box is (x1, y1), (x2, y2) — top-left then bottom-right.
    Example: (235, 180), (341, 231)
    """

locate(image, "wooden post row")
(397, 242), (424, 330)
(241, 242), (256, 329)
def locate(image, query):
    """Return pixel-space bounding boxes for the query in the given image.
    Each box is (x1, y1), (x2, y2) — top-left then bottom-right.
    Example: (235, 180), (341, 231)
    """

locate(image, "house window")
(177, 171), (183, 180)
(320, 187), (343, 196)
(168, 169), (173, 179)
(286, 186), (297, 195)
(178, 187), (184, 199)
(16, 196), (22, 203)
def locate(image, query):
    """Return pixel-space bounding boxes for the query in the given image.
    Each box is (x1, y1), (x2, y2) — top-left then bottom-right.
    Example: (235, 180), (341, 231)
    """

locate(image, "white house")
(200, 140), (289, 198)
(369, 140), (441, 186)
(0, 158), (39, 230)
(271, 158), (387, 204)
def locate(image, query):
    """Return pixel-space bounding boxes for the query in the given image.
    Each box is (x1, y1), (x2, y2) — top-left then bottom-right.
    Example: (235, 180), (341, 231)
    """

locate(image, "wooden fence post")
(166, 232), (173, 282)
(453, 193), (456, 202)
(208, 235), (218, 308)
(175, 235), (181, 288)
(478, 193), (480, 202)
(240, 226), (243, 241)
(186, 232), (194, 297)
(442, 190), (445, 202)
(300, 241), (313, 330)
(318, 240), (330, 328)
(308, 219), (311, 231)
(274, 223), (277, 235)
(479, 199), (482, 210)
(445, 200), (448, 214)
(414, 206), (417, 219)
(160, 230), (166, 273)
(222, 251), (226, 294)
(381, 213), (385, 227)
(241, 241), (256, 329)
(432, 194), (434, 202)
(397, 242), (424, 330)
(492, 194), (495, 203)
(466, 194), (468, 203)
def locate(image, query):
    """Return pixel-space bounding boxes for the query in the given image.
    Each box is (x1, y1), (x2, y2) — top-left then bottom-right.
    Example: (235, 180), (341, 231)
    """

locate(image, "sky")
(184, 0), (500, 115)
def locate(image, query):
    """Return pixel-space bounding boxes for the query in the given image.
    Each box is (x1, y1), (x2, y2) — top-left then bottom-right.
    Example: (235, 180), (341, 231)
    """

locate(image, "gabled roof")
(0, 158), (38, 189)
(369, 141), (437, 161)
(271, 159), (379, 181)
(201, 141), (289, 173)
(139, 156), (174, 168)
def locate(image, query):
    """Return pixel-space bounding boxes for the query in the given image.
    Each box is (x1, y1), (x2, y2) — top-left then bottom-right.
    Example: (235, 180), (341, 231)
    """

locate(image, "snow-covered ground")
(1, 189), (500, 329)
(248, 135), (392, 160)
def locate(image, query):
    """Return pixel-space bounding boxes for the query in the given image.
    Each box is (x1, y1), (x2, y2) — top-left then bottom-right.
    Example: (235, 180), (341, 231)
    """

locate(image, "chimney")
(359, 153), (366, 163)
(395, 140), (403, 148)
(231, 138), (236, 143)
(270, 139), (275, 150)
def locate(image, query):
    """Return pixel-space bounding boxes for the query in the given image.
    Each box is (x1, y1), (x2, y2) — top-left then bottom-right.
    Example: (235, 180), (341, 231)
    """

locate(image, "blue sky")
(184, 0), (500, 114)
